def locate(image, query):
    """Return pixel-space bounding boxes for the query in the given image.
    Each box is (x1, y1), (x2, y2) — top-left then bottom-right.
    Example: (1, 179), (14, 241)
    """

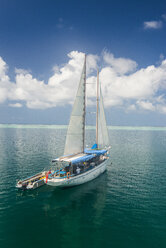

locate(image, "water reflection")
(41, 172), (108, 244)
(44, 172), (107, 213)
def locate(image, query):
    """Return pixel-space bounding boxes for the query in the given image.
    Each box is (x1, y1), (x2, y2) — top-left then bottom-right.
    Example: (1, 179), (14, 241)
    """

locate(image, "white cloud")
(144, 21), (162, 29)
(103, 51), (137, 74)
(99, 61), (166, 111)
(0, 51), (166, 115)
(127, 104), (136, 111)
(15, 68), (31, 74)
(0, 56), (12, 103)
(137, 100), (155, 111)
(9, 103), (22, 108)
(1, 51), (98, 109)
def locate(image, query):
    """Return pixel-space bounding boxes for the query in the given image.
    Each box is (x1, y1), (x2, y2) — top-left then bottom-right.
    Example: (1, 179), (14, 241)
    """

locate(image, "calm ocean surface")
(0, 125), (166, 248)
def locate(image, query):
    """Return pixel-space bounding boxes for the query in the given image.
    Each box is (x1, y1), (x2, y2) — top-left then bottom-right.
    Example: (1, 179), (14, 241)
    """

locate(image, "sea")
(0, 124), (166, 248)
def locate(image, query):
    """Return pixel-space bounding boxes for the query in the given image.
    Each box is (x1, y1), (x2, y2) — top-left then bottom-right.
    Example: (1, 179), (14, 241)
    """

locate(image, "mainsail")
(64, 56), (86, 155)
(97, 76), (109, 148)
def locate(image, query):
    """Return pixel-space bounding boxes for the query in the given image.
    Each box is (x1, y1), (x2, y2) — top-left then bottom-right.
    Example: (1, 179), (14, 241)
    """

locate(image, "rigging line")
(96, 69), (99, 147)
(82, 54), (86, 153)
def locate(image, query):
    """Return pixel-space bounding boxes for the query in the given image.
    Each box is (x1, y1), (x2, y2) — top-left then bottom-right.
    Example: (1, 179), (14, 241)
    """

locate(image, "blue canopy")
(71, 154), (96, 165)
(84, 148), (107, 156)
(91, 143), (98, 149)
(58, 171), (66, 175)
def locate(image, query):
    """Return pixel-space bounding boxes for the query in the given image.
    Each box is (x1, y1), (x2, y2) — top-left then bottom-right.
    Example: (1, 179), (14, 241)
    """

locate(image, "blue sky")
(0, 0), (166, 126)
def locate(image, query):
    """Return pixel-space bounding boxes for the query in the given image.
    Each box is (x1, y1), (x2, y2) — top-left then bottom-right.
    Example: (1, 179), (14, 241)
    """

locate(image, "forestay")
(64, 57), (86, 155)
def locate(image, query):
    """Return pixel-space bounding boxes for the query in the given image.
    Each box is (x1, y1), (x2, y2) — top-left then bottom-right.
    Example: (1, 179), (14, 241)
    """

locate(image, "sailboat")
(46, 55), (110, 188)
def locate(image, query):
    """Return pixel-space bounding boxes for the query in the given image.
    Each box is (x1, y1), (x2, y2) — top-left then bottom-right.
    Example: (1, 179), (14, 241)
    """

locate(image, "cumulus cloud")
(9, 103), (22, 108)
(103, 51), (137, 74)
(15, 68), (31, 74)
(0, 51), (166, 115)
(0, 56), (12, 103)
(137, 100), (155, 111)
(144, 21), (162, 29)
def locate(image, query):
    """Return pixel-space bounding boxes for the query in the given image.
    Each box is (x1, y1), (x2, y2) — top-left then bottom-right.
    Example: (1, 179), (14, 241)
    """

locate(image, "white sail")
(98, 86), (109, 148)
(64, 57), (86, 155)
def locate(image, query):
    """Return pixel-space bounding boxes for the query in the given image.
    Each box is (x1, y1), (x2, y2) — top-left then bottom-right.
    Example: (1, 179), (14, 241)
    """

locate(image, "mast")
(82, 54), (86, 152)
(96, 69), (99, 148)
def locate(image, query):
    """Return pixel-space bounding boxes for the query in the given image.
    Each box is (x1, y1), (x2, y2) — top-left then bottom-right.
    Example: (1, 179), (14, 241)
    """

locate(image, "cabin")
(49, 149), (108, 179)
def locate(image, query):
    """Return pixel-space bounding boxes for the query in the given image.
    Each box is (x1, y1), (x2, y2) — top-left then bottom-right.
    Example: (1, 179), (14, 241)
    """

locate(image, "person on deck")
(76, 166), (80, 174)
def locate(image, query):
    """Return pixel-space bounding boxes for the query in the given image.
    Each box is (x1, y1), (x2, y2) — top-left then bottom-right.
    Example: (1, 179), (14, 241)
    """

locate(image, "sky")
(0, 0), (166, 126)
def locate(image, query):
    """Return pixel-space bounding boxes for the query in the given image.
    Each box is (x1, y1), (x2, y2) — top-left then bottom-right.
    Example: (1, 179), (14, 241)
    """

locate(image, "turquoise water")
(0, 125), (166, 248)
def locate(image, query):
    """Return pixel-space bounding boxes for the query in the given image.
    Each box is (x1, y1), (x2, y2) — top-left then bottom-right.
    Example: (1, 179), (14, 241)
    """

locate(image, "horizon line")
(0, 124), (166, 130)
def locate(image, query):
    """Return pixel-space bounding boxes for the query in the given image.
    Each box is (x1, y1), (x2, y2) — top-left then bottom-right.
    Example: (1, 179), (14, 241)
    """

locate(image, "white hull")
(46, 159), (108, 188)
